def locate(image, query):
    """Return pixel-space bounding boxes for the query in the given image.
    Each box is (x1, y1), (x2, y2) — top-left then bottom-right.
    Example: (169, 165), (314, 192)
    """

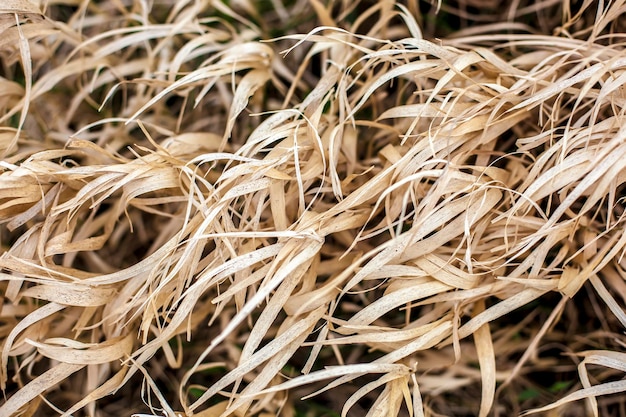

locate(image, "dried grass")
(1, 0), (625, 416)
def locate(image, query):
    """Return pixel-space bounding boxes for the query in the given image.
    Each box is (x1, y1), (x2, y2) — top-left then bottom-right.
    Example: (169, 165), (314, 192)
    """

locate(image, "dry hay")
(1, 0), (625, 416)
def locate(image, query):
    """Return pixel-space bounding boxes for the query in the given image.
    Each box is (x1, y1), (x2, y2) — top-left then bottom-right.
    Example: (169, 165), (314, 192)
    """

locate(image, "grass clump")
(1, 0), (626, 416)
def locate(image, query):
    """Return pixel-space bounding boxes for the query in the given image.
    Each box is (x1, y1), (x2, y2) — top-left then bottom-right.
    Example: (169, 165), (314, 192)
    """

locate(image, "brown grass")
(1, 0), (626, 416)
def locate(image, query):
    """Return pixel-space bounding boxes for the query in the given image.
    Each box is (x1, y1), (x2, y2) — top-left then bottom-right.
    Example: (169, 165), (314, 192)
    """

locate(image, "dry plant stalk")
(1, 0), (625, 416)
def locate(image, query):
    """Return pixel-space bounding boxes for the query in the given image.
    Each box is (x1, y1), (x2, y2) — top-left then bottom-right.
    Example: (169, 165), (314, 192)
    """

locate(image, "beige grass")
(1, 0), (625, 416)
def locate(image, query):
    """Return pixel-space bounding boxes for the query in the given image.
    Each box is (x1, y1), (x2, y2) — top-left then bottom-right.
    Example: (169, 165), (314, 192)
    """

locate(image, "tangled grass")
(1, 0), (626, 416)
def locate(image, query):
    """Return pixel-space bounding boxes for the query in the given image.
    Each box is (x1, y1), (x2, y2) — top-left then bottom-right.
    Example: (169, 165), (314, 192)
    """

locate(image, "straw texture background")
(1, 0), (625, 416)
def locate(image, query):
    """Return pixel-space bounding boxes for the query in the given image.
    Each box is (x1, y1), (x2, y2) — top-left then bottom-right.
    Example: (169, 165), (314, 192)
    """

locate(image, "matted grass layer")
(1, 0), (625, 416)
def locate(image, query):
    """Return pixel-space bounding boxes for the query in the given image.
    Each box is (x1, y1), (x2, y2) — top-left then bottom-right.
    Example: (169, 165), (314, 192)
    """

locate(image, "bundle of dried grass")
(1, 0), (625, 416)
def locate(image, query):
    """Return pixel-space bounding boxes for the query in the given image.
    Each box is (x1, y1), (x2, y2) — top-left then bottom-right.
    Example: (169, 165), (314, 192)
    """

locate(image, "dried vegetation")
(1, 0), (626, 416)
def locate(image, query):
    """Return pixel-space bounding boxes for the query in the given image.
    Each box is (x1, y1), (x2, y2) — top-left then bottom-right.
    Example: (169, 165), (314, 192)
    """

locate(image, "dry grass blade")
(0, 0), (41, 14)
